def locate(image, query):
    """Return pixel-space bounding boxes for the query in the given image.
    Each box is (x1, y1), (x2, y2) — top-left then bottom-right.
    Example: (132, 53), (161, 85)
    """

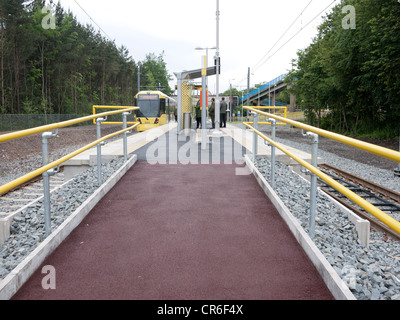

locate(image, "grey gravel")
(0, 157), (126, 282)
(0, 145), (84, 187)
(0, 134), (125, 187)
(254, 148), (400, 300)
(273, 133), (400, 194)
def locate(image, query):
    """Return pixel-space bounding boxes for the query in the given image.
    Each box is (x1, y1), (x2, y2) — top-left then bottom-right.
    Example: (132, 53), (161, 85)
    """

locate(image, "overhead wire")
(238, 0), (337, 85)
(252, 0), (337, 74)
(73, 0), (113, 41)
(251, 0), (314, 73)
(71, 0), (138, 62)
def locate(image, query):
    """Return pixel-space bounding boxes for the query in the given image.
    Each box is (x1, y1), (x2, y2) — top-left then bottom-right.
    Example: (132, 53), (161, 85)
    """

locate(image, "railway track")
(0, 168), (66, 218)
(318, 163), (400, 240)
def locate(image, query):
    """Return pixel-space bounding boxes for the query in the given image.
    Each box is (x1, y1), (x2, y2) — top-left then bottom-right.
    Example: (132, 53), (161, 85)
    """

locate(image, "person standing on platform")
(220, 97), (227, 128)
(209, 98), (215, 129)
(174, 105), (177, 122)
(195, 100), (202, 129)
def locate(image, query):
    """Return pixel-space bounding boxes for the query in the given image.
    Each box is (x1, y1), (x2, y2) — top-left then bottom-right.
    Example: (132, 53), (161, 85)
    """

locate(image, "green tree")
(140, 52), (172, 95)
(0, 1), (173, 119)
(287, 0), (400, 138)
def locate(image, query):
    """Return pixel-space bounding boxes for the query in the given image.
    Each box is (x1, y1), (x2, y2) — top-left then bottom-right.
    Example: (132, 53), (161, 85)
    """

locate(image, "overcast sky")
(57, 0), (338, 93)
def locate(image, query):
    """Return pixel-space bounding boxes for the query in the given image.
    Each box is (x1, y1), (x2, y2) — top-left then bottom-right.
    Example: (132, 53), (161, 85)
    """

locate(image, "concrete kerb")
(0, 179), (74, 246)
(0, 154), (137, 300)
(63, 123), (174, 181)
(244, 154), (356, 300)
(320, 191), (370, 247)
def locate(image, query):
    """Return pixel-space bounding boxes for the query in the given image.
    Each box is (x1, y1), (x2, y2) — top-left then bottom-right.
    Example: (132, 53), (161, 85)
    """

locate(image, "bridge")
(240, 74), (296, 110)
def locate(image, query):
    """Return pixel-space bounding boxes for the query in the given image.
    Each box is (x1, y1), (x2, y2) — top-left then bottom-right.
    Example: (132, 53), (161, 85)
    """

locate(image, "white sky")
(57, 0), (338, 94)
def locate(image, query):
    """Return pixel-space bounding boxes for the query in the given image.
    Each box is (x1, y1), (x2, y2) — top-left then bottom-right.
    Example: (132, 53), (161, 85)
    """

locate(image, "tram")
(134, 90), (175, 132)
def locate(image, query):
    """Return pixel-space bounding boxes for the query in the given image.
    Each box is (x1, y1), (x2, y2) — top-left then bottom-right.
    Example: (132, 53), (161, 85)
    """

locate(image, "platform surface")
(12, 159), (333, 300)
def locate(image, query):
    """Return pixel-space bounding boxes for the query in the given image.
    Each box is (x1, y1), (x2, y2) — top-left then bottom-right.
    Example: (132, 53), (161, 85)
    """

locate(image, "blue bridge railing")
(241, 73), (287, 103)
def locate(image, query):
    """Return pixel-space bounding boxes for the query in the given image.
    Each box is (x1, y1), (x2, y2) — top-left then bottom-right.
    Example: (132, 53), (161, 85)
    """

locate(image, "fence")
(0, 114), (88, 132)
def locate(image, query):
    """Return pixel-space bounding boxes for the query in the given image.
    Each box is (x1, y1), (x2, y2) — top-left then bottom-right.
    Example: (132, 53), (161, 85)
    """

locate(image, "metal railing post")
(241, 107), (400, 236)
(0, 107), (139, 198)
(42, 131), (58, 237)
(96, 117), (105, 185)
(122, 112), (130, 162)
(270, 118), (276, 189)
(302, 131), (319, 238)
(252, 112), (259, 163)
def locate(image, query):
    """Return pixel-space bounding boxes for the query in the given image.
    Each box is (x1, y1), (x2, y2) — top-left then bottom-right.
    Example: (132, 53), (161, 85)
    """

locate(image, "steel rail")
(319, 163), (400, 204)
(0, 167), (64, 197)
(243, 121), (400, 236)
(0, 123), (138, 196)
(320, 188), (400, 240)
(0, 107), (139, 143)
(244, 106), (400, 163)
(316, 164), (400, 239)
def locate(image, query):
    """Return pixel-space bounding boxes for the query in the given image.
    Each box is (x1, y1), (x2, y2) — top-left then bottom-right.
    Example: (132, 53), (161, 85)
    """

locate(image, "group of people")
(195, 97), (228, 129)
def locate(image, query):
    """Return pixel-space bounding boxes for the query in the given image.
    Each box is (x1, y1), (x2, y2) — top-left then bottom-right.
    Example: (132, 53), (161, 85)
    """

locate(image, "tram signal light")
(214, 57), (221, 74)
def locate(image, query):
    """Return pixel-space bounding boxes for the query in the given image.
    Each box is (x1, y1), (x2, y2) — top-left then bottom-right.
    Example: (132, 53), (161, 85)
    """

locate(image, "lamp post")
(241, 91), (244, 121)
(195, 47), (216, 67)
(213, 0), (222, 136)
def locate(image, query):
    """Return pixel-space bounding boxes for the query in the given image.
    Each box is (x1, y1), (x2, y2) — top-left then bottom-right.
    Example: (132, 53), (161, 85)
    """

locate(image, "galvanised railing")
(0, 107), (139, 237)
(244, 106), (400, 239)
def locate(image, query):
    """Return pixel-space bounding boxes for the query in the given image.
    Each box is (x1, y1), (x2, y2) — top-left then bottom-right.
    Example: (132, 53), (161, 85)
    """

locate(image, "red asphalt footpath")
(12, 162), (333, 300)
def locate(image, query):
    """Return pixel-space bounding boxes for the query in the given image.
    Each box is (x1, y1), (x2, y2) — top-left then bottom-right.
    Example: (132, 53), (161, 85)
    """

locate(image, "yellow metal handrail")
(252, 106), (287, 116)
(244, 106), (400, 163)
(0, 107), (139, 195)
(0, 107), (138, 143)
(92, 105), (138, 125)
(243, 106), (400, 235)
(250, 106), (287, 126)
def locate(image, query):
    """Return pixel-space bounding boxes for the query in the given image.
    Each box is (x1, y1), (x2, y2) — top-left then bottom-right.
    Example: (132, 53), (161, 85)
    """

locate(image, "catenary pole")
(213, 0), (222, 136)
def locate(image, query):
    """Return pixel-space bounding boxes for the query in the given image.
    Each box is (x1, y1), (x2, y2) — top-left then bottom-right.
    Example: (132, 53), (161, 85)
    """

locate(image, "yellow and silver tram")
(135, 90), (175, 132)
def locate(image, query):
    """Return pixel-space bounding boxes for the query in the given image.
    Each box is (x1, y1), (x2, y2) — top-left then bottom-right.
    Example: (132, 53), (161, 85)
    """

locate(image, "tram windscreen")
(137, 95), (160, 117)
